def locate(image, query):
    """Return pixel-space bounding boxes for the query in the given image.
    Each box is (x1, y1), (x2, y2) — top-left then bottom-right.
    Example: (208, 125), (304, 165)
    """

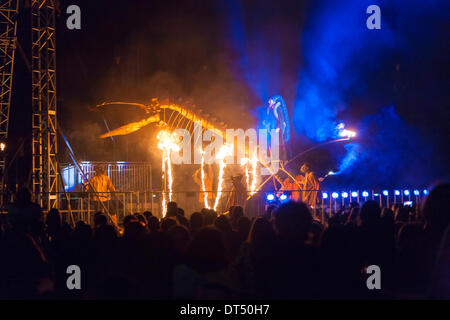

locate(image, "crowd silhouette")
(0, 184), (449, 299)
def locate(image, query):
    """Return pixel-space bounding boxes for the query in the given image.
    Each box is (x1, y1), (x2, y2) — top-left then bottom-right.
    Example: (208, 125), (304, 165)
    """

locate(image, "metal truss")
(0, 0), (19, 183)
(31, 0), (58, 210)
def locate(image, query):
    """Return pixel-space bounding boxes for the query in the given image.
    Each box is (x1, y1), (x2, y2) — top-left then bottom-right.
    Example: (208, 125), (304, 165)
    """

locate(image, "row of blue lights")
(322, 189), (429, 199)
(266, 193), (289, 203)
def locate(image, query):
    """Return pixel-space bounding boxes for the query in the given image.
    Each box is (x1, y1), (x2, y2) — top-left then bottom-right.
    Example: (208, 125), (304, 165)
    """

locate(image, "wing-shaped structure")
(99, 114), (162, 138)
(96, 99), (226, 139)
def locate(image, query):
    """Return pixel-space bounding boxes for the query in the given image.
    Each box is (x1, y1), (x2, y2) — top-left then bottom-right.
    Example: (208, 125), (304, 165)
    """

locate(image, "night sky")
(8, 0), (450, 188)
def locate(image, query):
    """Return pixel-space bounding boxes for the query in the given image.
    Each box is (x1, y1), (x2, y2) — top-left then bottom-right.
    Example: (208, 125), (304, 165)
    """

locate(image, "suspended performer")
(263, 95), (292, 161)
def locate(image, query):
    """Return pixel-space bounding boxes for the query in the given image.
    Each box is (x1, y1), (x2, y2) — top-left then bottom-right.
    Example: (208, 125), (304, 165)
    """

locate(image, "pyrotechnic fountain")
(157, 130), (180, 216)
(95, 98), (356, 214)
(199, 149), (210, 209)
(213, 144), (232, 211)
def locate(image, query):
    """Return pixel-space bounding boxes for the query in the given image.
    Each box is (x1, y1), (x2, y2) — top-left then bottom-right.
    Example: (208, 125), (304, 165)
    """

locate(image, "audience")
(0, 183), (449, 299)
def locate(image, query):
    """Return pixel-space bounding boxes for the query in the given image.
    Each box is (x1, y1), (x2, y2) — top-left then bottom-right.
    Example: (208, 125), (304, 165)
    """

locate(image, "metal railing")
(1, 188), (429, 226)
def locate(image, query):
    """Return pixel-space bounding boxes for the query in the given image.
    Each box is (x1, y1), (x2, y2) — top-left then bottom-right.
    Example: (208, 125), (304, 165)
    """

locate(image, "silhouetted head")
(190, 212), (203, 232)
(185, 227), (228, 274)
(249, 218), (276, 245)
(161, 217), (178, 232)
(360, 200), (381, 226)
(147, 216), (160, 233)
(346, 207), (360, 225)
(134, 213), (148, 227)
(123, 221), (146, 242)
(230, 206), (244, 228)
(177, 208), (185, 217)
(422, 183), (450, 230)
(123, 214), (138, 229)
(237, 216), (251, 239)
(94, 212), (108, 228)
(46, 208), (61, 230)
(381, 208), (394, 222)
(168, 224), (191, 251)
(95, 224), (118, 244)
(73, 222), (93, 243)
(142, 211), (153, 222)
(215, 215), (232, 234)
(274, 201), (312, 243)
(167, 201), (178, 217)
(395, 206), (411, 223)
(203, 209), (217, 226)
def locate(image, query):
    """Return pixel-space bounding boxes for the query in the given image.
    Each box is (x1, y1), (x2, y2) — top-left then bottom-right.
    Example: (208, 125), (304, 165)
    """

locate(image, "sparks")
(157, 130), (180, 216)
(240, 157), (250, 191)
(200, 149), (210, 209)
(213, 144), (232, 211)
(336, 123), (356, 139)
(338, 129), (356, 138)
(249, 152), (258, 195)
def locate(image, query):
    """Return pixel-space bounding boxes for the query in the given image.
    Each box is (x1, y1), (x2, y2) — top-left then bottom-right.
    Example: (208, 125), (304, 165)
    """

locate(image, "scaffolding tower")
(31, 0), (58, 210)
(0, 0), (19, 187)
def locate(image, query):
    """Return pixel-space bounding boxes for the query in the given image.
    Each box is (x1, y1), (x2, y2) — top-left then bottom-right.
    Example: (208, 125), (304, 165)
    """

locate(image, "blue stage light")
(413, 190), (420, 196)
(351, 191), (358, 197)
(394, 190), (400, 196)
(362, 191), (369, 197)
(332, 192), (339, 199)
(266, 193), (275, 201)
(423, 189), (429, 195)
(404, 190), (410, 196)
(382, 190), (389, 196)
(322, 192), (328, 199)
(373, 193), (380, 197)
(279, 194), (288, 201)
(342, 192), (348, 198)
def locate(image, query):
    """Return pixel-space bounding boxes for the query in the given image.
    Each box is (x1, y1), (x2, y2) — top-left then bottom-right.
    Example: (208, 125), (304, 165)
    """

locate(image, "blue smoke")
(220, 0), (448, 185)
(292, 0), (447, 182)
(330, 106), (436, 188)
(333, 143), (361, 175)
(293, 0), (396, 141)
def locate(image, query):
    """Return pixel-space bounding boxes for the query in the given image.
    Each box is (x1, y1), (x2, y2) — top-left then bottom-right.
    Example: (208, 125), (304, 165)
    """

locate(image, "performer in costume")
(226, 174), (247, 209)
(298, 163), (320, 208)
(84, 166), (118, 224)
(278, 163), (320, 207)
(278, 173), (301, 201)
(263, 95), (292, 161)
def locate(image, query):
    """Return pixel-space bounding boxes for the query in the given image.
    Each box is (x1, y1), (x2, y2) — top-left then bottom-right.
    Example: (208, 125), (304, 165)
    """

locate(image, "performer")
(278, 173), (301, 202)
(84, 166), (117, 224)
(298, 163), (320, 208)
(193, 164), (215, 208)
(278, 163), (320, 207)
(226, 173), (247, 209)
(263, 95), (291, 161)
